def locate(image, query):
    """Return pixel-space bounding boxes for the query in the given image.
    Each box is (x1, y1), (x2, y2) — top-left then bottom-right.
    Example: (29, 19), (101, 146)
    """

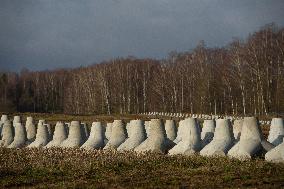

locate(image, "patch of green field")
(0, 148), (283, 188)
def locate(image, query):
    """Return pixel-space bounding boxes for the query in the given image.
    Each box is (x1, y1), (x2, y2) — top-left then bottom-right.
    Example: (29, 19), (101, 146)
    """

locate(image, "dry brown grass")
(0, 148), (283, 188)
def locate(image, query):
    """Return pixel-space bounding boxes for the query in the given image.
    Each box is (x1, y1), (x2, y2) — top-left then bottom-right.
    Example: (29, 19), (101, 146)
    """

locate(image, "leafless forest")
(0, 24), (284, 116)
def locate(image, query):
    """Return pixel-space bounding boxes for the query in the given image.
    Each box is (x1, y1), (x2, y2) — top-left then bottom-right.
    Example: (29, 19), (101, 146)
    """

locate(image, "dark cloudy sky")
(1, 0), (284, 72)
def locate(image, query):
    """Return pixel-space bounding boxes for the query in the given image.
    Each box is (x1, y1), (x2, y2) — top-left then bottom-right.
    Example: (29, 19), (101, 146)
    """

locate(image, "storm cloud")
(0, 0), (284, 71)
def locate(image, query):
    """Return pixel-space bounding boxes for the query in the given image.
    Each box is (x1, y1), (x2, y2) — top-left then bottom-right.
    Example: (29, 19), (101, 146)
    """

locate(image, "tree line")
(1, 24), (284, 116)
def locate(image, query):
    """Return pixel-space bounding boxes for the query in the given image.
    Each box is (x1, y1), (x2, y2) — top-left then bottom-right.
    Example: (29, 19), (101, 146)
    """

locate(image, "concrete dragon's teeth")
(268, 118), (284, 146)
(13, 116), (21, 127)
(81, 122), (89, 141)
(200, 119), (234, 157)
(0, 120), (14, 147)
(165, 120), (177, 141)
(81, 122), (105, 150)
(104, 122), (113, 145)
(45, 121), (68, 148)
(118, 120), (146, 151)
(104, 120), (127, 150)
(228, 117), (272, 160)
(8, 123), (27, 148)
(233, 120), (243, 141)
(201, 119), (215, 148)
(169, 118), (201, 155)
(0, 115), (8, 127)
(144, 121), (150, 137)
(60, 121), (85, 148)
(135, 119), (174, 153)
(265, 141), (284, 163)
(28, 122), (50, 148)
(25, 116), (36, 143)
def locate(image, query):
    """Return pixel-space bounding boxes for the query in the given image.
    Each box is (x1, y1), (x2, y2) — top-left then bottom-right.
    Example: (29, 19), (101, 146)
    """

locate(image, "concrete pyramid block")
(144, 121), (150, 137)
(25, 116), (36, 143)
(1, 115), (8, 122)
(65, 122), (70, 135)
(233, 120), (243, 141)
(0, 115), (8, 128)
(81, 122), (89, 141)
(28, 122), (49, 148)
(61, 121), (85, 148)
(268, 118), (284, 146)
(45, 121), (68, 148)
(173, 120), (185, 144)
(104, 120), (127, 150)
(201, 120), (216, 147)
(265, 141), (284, 163)
(118, 120), (146, 151)
(135, 119), (174, 153)
(0, 120), (14, 147)
(45, 124), (53, 141)
(13, 116), (21, 127)
(169, 118), (201, 155)
(126, 122), (131, 136)
(228, 117), (270, 160)
(200, 119), (234, 157)
(81, 122), (105, 150)
(104, 122), (113, 144)
(165, 120), (177, 141)
(8, 123), (27, 148)
(38, 120), (45, 125)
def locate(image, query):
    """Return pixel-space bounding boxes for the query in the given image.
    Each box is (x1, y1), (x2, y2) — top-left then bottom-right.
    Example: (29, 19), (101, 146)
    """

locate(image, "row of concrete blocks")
(141, 112), (271, 125)
(141, 112), (219, 119)
(0, 115), (283, 163)
(142, 112), (239, 120)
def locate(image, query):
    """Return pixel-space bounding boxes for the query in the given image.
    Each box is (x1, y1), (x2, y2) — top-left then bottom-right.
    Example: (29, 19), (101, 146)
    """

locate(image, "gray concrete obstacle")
(45, 122), (68, 148)
(126, 122), (131, 136)
(145, 121), (150, 137)
(173, 120), (185, 144)
(13, 116), (21, 127)
(165, 120), (177, 141)
(65, 122), (70, 136)
(0, 115), (8, 139)
(0, 115), (8, 131)
(228, 117), (272, 160)
(104, 122), (113, 145)
(81, 122), (89, 141)
(200, 119), (234, 157)
(268, 118), (284, 146)
(28, 122), (50, 148)
(118, 120), (146, 151)
(135, 119), (174, 153)
(8, 123), (27, 148)
(25, 116), (36, 143)
(104, 120), (127, 150)
(45, 124), (53, 141)
(61, 121), (85, 148)
(265, 141), (284, 163)
(81, 122), (105, 150)
(0, 115), (8, 123)
(233, 120), (243, 141)
(38, 120), (45, 125)
(168, 118), (201, 155)
(201, 120), (215, 147)
(0, 120), (14, 147)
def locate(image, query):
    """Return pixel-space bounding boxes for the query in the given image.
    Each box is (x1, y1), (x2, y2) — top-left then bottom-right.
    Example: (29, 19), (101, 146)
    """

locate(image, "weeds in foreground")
(0, 148), (283, 188)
